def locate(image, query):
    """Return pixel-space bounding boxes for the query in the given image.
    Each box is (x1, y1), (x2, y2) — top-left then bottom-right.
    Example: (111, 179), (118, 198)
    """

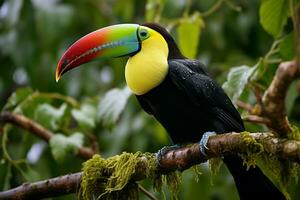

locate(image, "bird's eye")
(140, 30), (147, 37)
(138, 28), (149, 40)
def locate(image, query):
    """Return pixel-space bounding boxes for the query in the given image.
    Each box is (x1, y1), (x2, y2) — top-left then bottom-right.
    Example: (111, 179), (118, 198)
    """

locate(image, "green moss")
(152, 171), (181, 200)
(209, 158), (223, 176)
(166, 171), (181, 199)
(238, 131), (300, 200)
(143, 152), (158, 179)
(208, 158), (223, 185)
(288, 126), (300, 140)
(79, 153), (144, 200)
(242, 131), (264, 154)
(191, 165), (202, 182)
(239, 131), (263, 169)
(79, 152), (181, 200)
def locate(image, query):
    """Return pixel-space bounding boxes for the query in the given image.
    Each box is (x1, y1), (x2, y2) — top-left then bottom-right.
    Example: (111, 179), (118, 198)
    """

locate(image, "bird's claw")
(199, 131), (216, 157)
(156, 144), (181, 166)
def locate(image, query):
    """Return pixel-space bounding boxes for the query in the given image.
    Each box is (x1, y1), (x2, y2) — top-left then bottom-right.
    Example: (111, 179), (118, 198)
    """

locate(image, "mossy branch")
(1, 131), (300, 200)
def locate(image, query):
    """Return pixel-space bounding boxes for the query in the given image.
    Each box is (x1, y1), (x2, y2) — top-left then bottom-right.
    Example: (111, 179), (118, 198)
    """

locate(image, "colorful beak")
(56, 24), (140, 81)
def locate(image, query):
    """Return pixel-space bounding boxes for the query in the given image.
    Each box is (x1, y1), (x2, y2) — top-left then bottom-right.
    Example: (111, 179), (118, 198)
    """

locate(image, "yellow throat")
(125, 28), (169, 95)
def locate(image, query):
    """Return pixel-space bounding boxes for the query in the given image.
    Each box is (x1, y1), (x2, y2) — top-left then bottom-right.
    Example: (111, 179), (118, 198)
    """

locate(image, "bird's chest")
(139, 75), (211, 143)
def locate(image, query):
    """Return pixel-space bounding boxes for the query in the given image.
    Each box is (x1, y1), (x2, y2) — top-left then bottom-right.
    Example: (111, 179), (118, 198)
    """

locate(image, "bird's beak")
(56, 24), (140, 82)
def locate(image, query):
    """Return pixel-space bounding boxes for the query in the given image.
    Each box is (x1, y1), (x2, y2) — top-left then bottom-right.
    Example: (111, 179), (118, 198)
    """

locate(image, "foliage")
(97, 86), (132, 128)
(222, 65), (256, 103)
(49, 132), (84, 163)
(0, 0), (300, 199)
(177, 12), (204, 59)
(259, 0), (289, 37)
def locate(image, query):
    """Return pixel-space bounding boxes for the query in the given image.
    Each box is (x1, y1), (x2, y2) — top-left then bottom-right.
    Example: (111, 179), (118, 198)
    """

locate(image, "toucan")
(56, 23), (285, 200)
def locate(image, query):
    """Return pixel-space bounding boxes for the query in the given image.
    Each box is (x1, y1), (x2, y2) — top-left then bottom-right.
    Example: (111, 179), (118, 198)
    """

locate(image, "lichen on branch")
(79, 152), (181, 200)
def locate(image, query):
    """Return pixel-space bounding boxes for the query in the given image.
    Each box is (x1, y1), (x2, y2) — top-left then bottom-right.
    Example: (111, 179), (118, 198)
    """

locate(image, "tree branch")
(1, 131), (300, 200)
(236, 100), (253, 113)
(138, 185), (158, 200)
(242, 115), (270, 125)
(0, 111), (94, 160)
(262, 61), (299, 136)
(261, 2), (300, 136)
(0, 173), (82, 200)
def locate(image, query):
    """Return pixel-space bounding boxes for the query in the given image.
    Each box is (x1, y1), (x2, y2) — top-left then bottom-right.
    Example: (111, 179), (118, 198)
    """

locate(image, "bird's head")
(56, 23), (184, 94)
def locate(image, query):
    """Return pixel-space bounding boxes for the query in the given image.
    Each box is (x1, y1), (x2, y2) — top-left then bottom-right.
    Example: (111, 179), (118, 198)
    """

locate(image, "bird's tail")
(223, 155), (286, 200)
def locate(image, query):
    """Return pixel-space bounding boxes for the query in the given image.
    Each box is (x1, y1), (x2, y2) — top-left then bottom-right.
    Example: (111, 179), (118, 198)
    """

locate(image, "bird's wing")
(168, 59), (244, 132)
(136, 95), (153, 115)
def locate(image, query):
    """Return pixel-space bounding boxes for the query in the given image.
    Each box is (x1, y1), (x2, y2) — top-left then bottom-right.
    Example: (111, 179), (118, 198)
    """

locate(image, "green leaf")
(3, 87), (33, 111)
(71, 102), (97, 129)
(97, 86), (132, 127)
(34, 103), (67, 131)
(222, 65), (256, 102)
(49, 132), (84, 162)
(279, 32), (296, 60)
(177, 12), (204, 58)
(259, 0), (288, 37)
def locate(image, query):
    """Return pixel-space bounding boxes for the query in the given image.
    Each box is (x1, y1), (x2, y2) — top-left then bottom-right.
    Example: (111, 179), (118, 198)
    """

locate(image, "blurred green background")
(0, 0), (299, 199)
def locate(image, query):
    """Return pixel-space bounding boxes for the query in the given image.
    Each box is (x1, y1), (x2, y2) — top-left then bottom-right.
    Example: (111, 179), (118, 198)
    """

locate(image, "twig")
(264, 39), (282, 60)
(0, 112), (95, 160)
(138, 185), (158, 200)
(242, 115), (270, 125)
(183, 0), (192, 17)
(201, 0), (224, 17)
(1, 131), (300, 200)
(236, 101), (268, 125)
(236, 100), (253, 113)
(253, 85), (263, 106)
(14, 92), (80, 111)
(224, 0), (242, 12)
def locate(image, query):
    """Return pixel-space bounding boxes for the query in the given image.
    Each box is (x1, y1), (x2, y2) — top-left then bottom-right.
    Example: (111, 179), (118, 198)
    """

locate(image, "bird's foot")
(156, 144), (181, 166)
(199, 131), (216, 157)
